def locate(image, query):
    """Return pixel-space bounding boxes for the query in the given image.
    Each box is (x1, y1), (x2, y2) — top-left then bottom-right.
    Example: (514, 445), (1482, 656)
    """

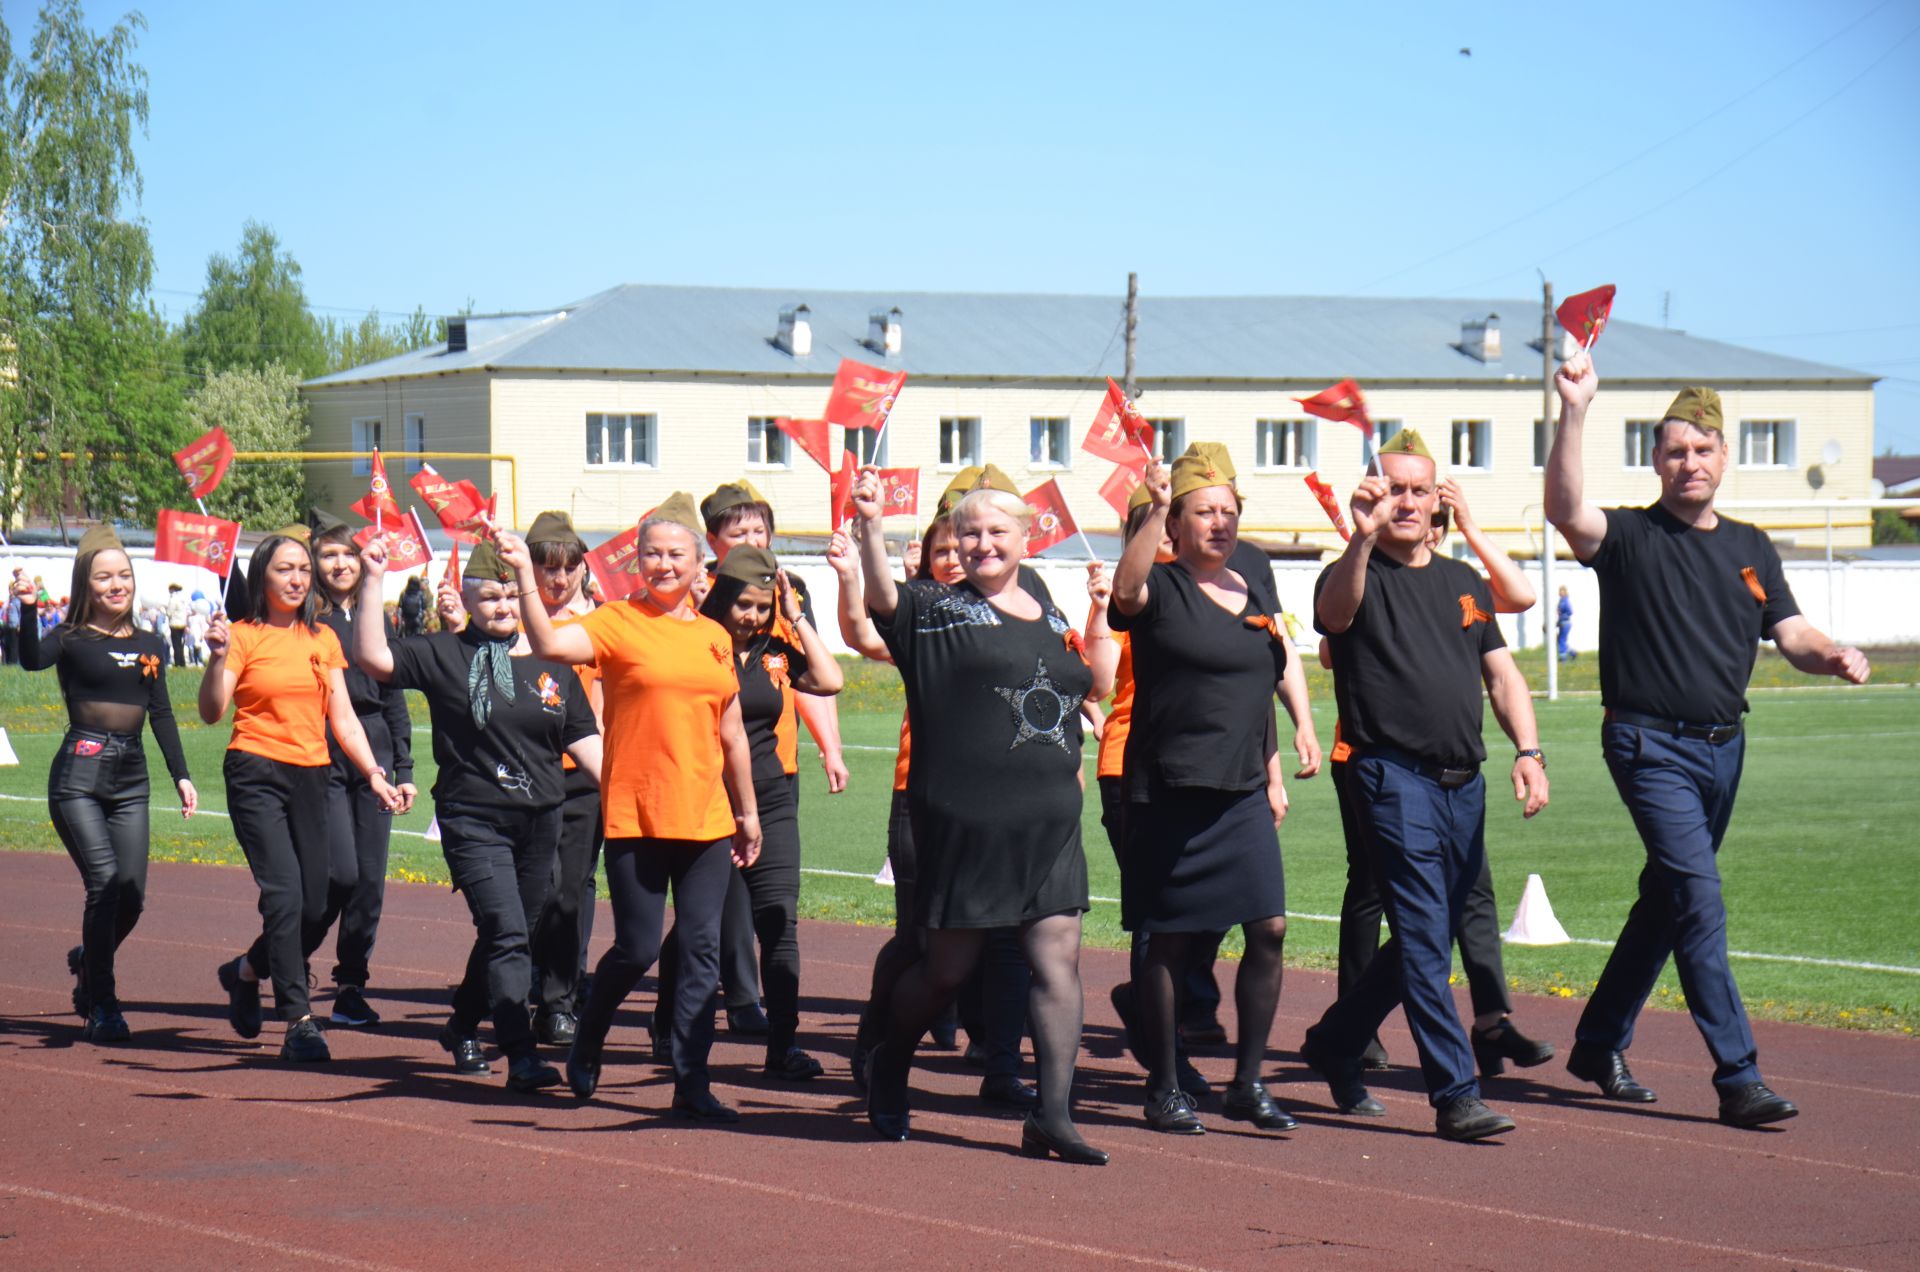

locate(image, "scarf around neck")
(466, 635), (517, 729)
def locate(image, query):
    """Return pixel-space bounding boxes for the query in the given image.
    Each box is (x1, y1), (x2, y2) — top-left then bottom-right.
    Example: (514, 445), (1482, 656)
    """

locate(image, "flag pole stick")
(411, 509), (435, 575)
(220, 524), (241, 613)
(1075, 528), (1101, 563)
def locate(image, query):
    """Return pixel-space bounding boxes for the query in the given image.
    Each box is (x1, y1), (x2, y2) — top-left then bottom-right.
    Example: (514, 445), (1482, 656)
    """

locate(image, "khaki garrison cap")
(1169, 442), (1239, 501)
(700, 480), (769, 525)
(715, 545), (778, 589)
(1375, 429), (1433, 462)
(464, 538), (513, 583)
(77, 524), (124, 556)
(526, 510), (588, 550)
(1663, 387), (1724, 435)
(648, 492), (705, 536)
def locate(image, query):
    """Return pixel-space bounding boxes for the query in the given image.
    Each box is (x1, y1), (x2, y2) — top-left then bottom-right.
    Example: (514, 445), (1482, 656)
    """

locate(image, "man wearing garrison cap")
(1546, 355), (1868, 1128)
(1300, 427), (1548, 1142)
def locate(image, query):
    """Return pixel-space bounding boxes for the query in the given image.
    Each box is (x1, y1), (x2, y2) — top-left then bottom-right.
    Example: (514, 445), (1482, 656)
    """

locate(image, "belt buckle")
(1437, 766), (1474, 789)
(1706, 724), (1739, 744)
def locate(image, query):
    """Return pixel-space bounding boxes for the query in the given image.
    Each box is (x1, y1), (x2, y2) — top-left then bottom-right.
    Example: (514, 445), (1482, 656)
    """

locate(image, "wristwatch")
(1515, 748), (1546, 769)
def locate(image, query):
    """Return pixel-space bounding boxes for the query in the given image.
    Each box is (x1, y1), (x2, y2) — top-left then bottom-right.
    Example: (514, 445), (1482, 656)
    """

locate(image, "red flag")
(1098, 464), (1144, 518)
(584, 525), (645, 602)
(1303, 472), (1351, 542)
(354, 519), (429, 572)
(443, 537), (462, 593)
(172, 426), (235, 500)
(829, 449), (857, 527)
(154, 508), (241, 578)
(350, 448), (404, 524)
(1022, 479), (1079, 556)
(824, 359), (907, 431)
(1556, 284), (1616, 350)
(772, 417), (833, 473)
(409, 463), (485, 532)
(1294, 379), (1374, 437)
(1084, 379), (1155, 467)
(876, 467), (919, 518)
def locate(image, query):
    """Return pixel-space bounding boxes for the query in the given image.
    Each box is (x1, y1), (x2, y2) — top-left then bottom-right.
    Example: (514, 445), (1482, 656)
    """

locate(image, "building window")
(1374, 420), (1404, 455)
(1532, 419), (1549, 471)
(1255, 419), (1315, 470)
(585, 413), (657, 468)
(403, 414), (425, 474)
(1029, 417), (1070, 469)
(1624, 420), (1659, 470)
(1740, 420), (1796, 468)
(746, 416), (791, 469)
(1149, 419), (1185, 462)
(1451, 420), (1492, 471)
(352, 418), (382, 476)
(852, 427), (889, 465)
(939, 417), (981, 468)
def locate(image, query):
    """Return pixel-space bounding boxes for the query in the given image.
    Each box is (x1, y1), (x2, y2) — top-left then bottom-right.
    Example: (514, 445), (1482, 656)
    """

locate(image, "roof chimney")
(446, 317), (467, 354)
(776, 304), (812, 357)
(1461, 312), (1501, 363)
(867, 306), (903, 356)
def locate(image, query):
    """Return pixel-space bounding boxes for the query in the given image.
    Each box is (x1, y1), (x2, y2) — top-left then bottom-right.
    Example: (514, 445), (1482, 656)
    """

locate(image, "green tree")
(189, 363), (308, 529)
(321, 304), (444, 373)
(180, 220), (328, 380)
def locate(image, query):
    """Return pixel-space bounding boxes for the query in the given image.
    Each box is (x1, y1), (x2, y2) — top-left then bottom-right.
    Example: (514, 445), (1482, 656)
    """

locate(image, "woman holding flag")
(13, 526), (198, 1043)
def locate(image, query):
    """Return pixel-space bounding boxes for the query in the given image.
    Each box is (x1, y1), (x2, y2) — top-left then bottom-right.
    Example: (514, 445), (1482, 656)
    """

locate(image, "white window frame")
(938, 417), (981, 470)
(351, 418), (382, 476)
(1532, 419), (1550, 472)
(585, 412), (658, 470)
(1450, 419), (1492, 472)
(1373, 420), (1404, 458)
(1739, 419), (1797, 469)
(1624, 420), (1659, 471)
(1254, 418), (1316, 471)
(1028, 417), (1071, 470)
(852, 427), (890, 466)
(402, 413), (425, 474)
(746, 416), (792, 470)
(1149, 419), (1185, 463)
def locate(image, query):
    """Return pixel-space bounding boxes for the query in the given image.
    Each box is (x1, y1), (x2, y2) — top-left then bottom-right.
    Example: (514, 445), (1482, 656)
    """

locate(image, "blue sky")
(122, 0), (1920, 452)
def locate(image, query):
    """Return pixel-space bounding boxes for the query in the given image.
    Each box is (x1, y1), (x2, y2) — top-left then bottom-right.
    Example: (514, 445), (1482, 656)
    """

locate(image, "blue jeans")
(1576, 723), (1758, 1093)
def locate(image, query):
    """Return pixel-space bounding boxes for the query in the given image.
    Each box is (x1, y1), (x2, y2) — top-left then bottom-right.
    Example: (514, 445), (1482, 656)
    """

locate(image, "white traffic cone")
(423, 814), (442, 843)
(0, 727), (17, 766)
(872, 856), (895, 887)
(1502, 873), (1572, 945)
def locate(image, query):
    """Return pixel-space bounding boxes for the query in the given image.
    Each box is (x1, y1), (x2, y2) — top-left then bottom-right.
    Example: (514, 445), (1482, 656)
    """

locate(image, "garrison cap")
(77, 524), (123, 556)
(463, 538), (513, 583)
(1170, 442), (1239, 501)
(526, 510), (587, 550)
(305, 508), (349, 538)
(700, 480), (769, 525)
(933, 464), (1019, 519)
(273, 524), (314, 544)
(1662, 387), (1724, 435)
(715, 545), (778, 589)
(647, 492), (705, 537)
(1126, 479), (1153, 512)
(1375, 428), (1433, 462)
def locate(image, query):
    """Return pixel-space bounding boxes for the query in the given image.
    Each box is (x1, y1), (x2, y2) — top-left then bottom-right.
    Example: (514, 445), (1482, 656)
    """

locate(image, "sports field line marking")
(0, 1058), (1225, 1272)
(0, 1181), (415, 1271)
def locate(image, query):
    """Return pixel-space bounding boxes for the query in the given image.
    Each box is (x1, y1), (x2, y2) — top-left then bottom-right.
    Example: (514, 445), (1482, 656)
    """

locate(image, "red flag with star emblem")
(772, 417), (833, 473)
(824, 359), (908, 431)
(876, 467), (919, 518)
(172, 426), (236, 500)
(409, 463), (486, 535)
(349, 448), (404, 525)
(1022, 479), (1080, 556)
(154, 508), (242, 578)
(1098, 464), (1144, 518)
(1556, 284), (1616, 350)
(1303, 471), (1351, 542)
(1294, 379), (1374, 437)
(354, 519), (429, 572)
(1084, 379), (1155, 467)
(585, 525), (645, 602)
(443, 537), (462, 593)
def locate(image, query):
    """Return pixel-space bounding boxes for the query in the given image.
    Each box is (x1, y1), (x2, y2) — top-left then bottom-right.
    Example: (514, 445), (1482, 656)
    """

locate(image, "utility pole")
(1123, 272), (1139, 402)
(1541, 278), (1560, 702)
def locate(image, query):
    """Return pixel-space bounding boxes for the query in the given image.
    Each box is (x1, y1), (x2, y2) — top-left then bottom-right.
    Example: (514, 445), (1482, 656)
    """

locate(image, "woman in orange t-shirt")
(506, 498), (761, 1123)
(199, 532), (401, 1063)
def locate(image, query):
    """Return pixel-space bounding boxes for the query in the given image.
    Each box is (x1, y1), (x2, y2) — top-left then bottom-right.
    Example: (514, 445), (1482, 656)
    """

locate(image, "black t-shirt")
(734, 624), (813, 786)
(1110, 560), (1289, 798)
(18, 609), (191, 784)
(1316, 551), (1504, 769)
(387, 630), (597, 811)
(320, 604), (414, 783)
(1589, 504), (1799, 723)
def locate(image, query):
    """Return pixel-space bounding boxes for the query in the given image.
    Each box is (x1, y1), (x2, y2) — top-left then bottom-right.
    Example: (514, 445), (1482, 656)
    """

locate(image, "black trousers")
(169, 627), (187, 668)
(1096, 776), (1226, 1036)
(581, 836), (734, 1096)
(226, 751), (332, 1022)
(533, 772), (603, 1017)
(320, 718), (396, 990)
(439, 804), (558, 1059)
(48, 729), (151, 1007)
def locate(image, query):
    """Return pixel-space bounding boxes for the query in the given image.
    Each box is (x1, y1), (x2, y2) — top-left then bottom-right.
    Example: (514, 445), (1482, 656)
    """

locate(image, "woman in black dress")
(854, 467), (1106, 1165)
(1110, 443), (1299, 1135)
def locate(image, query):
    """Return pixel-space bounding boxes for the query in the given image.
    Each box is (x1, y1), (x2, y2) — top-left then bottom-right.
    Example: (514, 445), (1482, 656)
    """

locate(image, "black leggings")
(532, 777), (603, 1016)
(48, 729), (151, 1007)
(226, 751), (332, 1022)
(578, 837), (734, 1096)
(440, 803), (558, 1059)
(319, 743), (394, 990)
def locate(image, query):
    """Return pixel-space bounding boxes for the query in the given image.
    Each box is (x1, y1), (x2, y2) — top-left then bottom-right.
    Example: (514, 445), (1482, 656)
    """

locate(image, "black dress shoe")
(281, 1017), (332, 1063)
(83, 1003), (130, 1044)
(1176, 1055), (1212, 1100)
(1145, 1088), (1206, 1135)
(1360, 1037), (1391, 1071)
(963, 1041), (990, 1069)
(725, 1003), (770, 1036)
(439, 1027), (489, 1074)
(764, 1046), (824, 1081)
(1179, 1018), (1229, 1048)
(979, 1073), (1039, 1110)
(1299, 1035), (1387, 1116)
(506, 1054), (562, 1092)
(1471, 1018), (1554, 1077)
(1565, 1043), (1657, 1103)
(649, 1024), (674, 1067)
(218, 957), (263, 1040)
(1020, 1115), (1109, 1165)
(1718, 1082), (1797, 1128)
(671, 1089), (741, 1122)
(1436, 1095), (1516, 1142)
(1222, 1080), (1298, 1131)
(68, 946), (90, 1019)
(566, 1031), (604, 1102)
(536, 1010), (578, 1047)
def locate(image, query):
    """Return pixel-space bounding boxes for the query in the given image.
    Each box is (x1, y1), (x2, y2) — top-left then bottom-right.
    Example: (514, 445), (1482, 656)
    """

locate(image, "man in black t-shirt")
(1300, 430), (1549, 1143)
(1546, 357), (1868, 1129)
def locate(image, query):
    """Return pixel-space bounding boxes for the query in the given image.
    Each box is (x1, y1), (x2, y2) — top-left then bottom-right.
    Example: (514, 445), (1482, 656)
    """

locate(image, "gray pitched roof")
(304, 284), (1874, 388)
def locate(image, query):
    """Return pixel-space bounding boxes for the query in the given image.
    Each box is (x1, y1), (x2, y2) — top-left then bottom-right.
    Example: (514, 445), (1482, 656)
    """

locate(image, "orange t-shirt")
(225, 621), (347, 768)
(553, 608), (601, 772)
(582, 599), (739, 841)
(1096, 632), (1133, 779)
(891, 712), (912, 792)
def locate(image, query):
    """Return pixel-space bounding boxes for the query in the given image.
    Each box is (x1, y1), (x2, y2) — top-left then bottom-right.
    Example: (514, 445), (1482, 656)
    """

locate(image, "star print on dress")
(990, 656), (1085, 754)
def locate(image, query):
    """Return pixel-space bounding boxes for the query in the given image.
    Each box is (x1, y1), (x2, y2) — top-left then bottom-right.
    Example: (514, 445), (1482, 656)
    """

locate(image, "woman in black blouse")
(13, 526), (198, 1042)
(1110, 443), (1300, 1136)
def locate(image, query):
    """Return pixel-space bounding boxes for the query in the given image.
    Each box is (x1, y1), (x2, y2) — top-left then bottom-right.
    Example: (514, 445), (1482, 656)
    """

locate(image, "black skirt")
(1121, 785), (1285, 933)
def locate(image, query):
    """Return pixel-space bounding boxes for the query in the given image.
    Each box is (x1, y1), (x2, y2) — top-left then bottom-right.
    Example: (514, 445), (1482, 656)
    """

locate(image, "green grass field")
(3, 651), (1916, 1034)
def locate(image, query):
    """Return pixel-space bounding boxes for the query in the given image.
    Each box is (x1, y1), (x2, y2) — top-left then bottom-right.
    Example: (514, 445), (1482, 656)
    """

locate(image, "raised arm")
(198, 615), (237, 724)
(352, 538), (398, 681)
(1770, 616), (1871, 684)
(1441, 478), (1535, 613)
(1481, 647), (1548, 818)
(781, 570), (845, 696)
(1112, 459), (1169, 617)
(1083, 562), (1119, 700)
(1543, 349), (1608, 561)
(827, 529), (892, 662)
(1316, 476), (1389, 635)
(852, 467), (898, 622)
(497, 531), (595, 665)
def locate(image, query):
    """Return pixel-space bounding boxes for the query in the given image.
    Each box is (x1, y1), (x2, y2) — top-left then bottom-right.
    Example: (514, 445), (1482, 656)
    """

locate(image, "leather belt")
(1605, 709), (1741, 745)
(1360, 746), (1479, 790)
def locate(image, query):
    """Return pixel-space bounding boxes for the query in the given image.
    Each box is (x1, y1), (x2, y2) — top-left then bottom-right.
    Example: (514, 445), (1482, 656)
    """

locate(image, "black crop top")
(17, 603), (192, 785)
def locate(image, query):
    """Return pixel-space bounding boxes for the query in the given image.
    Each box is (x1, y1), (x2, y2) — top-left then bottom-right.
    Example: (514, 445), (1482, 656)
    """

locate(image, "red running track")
(1, 850), (1915, 1270)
